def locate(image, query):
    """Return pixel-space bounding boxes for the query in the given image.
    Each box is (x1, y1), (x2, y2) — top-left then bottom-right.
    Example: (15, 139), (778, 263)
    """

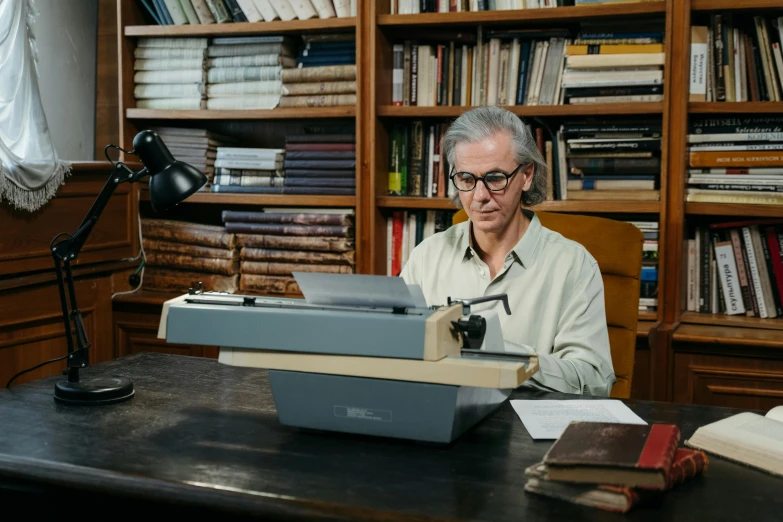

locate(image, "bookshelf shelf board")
(126, 107), (355, 120)
(377, 3), (666, 27)
(689, 102), (783, 114)
(377, 103), (663, 118)
(691, 0), (783, 11)
(125, 18), (356, 37)
(636, 319), (656, 338)
(376, 197), (456, 210)
(681, 312), (783, 332)
(141, 191), (356, 207)
(638, 312), (657, 323)
(685, 203), (783, 218)
(673, 323), (783, 349)
(376, 197), (659, 213)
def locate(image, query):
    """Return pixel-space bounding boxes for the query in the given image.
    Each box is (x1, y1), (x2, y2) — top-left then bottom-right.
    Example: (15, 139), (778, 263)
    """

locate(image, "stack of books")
(525, 422), (708, 513)
(133, 37), (208, 110)
(685, 220), (783, 318)
(386, 210), (455, 276)
(296, 34), (355, 68)
(280, 64), (357, 107)
(685, 115), (783, 205)
(140, 218), (239, 293)
(283, 133), (356, 195)
(205, 35), (297, 110)
(629, 221), (659, 313)
(221, 209), (356, 295)
(212, 146), (285, 193)
(149, 126), (235, 187)
(689, 16), (783, 103)
(562, 26), (665, 105)
(555, 120), (661, 201)
(138, 0), (355, 26)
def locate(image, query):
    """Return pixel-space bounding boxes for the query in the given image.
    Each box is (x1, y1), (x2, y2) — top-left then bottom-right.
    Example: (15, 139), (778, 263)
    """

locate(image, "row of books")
(689, 16), (783, 103)
(552, 119), (662, 202)
(685, 115), (783, 205)
(390, 0), (658, 14)
(387, 122), (453, 198)
(211, 133), (356, 195)
(140, 209), (355, 295)
(391, 21), (665, 107)
(633, 221), (659, 312)
(386, 210), (456, 277)
(685, 220), (783, 318)
(139, 0), (354, 25)
(133, 35), (356, 110)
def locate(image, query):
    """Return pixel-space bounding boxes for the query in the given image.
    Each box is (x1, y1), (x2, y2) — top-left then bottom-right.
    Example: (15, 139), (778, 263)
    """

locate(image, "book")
(542, 422), (680, 489)
(525, 448), (709, 513)
(685, 406), (783, 478)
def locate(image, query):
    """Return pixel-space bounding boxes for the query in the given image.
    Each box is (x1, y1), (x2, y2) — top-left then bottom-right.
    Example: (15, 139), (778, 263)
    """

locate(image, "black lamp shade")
(133, 130), (208, 211)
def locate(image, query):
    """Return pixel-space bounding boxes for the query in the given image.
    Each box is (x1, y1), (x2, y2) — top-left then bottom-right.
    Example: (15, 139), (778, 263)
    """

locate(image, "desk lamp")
(50, 130), (207, 405)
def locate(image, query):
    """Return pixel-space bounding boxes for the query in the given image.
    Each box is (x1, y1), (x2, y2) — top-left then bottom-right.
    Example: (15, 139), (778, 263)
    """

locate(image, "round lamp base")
(54, 376), (135, 405)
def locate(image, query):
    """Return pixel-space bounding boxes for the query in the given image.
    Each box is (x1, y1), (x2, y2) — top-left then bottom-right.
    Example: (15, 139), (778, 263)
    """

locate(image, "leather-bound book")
(236, 234), (354, 252)
(224, 223), (352, 237)
(146, 251), (240, 276)
(221, 210), (353, 226)
(525, 448), (708, 513)
(240, 274), (301, 295)
(241, 261), (354, 276)
(142, 239), (237, 260)
(542, 422), (680, 489)
(141, 219), (235, 249)
(241, 247), (355, 265)
(143, 267), (238, 293)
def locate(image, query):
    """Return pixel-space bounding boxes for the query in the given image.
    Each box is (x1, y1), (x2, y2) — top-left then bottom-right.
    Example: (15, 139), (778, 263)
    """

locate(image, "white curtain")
(0, 0), (70, 212)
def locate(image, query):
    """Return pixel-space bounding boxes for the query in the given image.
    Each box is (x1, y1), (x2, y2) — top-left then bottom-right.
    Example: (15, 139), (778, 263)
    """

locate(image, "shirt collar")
(460, 209), (542, 268)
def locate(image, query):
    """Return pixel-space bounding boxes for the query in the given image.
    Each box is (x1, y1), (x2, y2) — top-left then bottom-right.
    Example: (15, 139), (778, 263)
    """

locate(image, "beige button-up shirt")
(400, 210), (615, 396)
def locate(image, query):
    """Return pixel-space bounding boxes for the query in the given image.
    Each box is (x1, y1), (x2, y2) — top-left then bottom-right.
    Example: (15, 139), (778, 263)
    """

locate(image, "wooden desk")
(0, 353), (780, 520)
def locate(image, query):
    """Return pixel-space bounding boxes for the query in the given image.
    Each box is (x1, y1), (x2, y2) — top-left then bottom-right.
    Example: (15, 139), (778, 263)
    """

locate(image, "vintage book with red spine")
(525, 448), (708, 513)
(542, 422), (681, 489)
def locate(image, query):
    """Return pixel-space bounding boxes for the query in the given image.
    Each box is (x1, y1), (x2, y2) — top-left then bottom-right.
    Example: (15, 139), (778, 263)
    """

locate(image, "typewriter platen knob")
(450, 315), (487, 349)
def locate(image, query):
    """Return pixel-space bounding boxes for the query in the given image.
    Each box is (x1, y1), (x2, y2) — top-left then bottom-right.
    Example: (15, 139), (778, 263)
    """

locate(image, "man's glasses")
(449, 163), (526, 192)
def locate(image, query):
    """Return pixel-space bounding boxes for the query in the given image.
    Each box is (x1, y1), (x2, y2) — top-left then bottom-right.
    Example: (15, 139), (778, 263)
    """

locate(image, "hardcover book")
(542, 422), (680, 489)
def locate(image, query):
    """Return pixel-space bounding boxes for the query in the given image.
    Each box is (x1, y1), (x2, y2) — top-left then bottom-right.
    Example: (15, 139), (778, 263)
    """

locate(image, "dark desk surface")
(0, 353), (779, 521)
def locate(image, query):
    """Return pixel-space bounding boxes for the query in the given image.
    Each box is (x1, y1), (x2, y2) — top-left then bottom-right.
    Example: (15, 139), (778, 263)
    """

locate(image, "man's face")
(454, 131), (534, 236)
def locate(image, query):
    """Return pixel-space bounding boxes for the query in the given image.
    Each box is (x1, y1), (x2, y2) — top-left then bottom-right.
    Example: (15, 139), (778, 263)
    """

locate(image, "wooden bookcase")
(112, 0), (783, 406)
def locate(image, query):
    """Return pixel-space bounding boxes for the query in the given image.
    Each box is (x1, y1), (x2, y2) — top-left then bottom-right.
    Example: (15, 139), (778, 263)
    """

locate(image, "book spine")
(241, 261), (354, 275)
(241, 247), (355, 264)
(239, 274), (301, 294)
(235, 234), (354, 252)
(142, 239), (236, 259)
(222, 210), (352, 225)
(146, 251), (239, 275)
(637, 422), (680, 489)
(141, 219), (235, 249)
(144, 268), (238, 293)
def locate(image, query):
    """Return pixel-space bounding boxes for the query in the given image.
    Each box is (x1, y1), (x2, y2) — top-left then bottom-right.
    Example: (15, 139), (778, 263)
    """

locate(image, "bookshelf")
(111, 0), (783, 406)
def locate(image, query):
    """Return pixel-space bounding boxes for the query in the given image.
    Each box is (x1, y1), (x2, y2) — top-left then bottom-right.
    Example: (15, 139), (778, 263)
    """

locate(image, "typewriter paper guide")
(219, 348), (539, 389)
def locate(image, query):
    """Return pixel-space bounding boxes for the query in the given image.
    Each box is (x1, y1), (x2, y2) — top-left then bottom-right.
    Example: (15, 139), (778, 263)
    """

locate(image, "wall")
(33, 0), (98, 161)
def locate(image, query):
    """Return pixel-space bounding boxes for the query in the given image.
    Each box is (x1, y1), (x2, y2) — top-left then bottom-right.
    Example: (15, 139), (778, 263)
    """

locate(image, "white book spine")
(162, 0), (189, 24)
(134, 58), (205, 71)
(252, 0), (280, 21)
(269, 0), (297, 20)
(742, 226), (768, 318)
(134, 70), (205, 84)
(208, 80), (283, 96)
(134, 47), (206, 59)
(236, 0), (263, 21)
(288, 0), (317, 19)
(687, 239), (696, 311)
(190, 0), (217, 23)
(136, 97), (204, 109)
(312, 0), (339, 18)
(135, 83), (204, 98)
(715, 242), (745, 315)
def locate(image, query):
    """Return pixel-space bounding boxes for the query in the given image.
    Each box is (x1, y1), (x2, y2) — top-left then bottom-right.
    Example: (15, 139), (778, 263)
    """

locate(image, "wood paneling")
(0, 165), (134, 276)
(631, 338), (652, 401)
(0, 276), (115, 388)
(95, 0), (119, 160)
(673, 353), (783, 410)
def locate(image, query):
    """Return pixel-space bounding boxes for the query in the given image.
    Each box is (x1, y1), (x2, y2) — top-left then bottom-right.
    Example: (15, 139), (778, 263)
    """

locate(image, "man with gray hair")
(400, 106), (615, 396)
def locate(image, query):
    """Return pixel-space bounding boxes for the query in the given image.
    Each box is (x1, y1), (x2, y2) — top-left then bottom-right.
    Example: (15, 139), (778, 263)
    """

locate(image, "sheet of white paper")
(293, 272), (418, 309)
(510, 400), (647, 440)
(406, 284), (429, 309)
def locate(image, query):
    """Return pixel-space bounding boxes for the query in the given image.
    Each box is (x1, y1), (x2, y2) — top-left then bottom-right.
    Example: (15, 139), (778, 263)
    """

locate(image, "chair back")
(451, 209), (643, 398)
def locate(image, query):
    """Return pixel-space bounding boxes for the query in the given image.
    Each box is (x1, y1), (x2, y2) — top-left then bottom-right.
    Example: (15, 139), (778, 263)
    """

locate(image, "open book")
(685, 406), (783, 477)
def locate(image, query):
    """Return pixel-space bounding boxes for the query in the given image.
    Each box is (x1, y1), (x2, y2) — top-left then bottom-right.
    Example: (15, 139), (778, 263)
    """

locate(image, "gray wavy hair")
(441, 106), (548, 208)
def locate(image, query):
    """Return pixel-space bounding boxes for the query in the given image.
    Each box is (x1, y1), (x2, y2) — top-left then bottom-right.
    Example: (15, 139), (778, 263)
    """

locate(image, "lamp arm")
(52, 162), (144, 262)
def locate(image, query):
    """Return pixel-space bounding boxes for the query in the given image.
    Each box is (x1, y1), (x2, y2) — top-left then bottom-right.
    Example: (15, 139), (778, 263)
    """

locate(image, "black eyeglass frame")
(449, 162), (530, 192)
